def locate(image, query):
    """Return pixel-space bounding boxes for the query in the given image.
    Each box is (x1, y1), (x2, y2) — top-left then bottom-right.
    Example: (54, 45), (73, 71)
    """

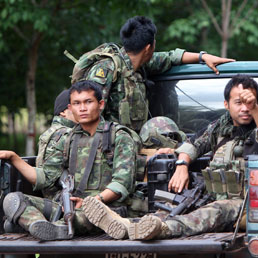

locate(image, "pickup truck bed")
(0, 232), (247, 257)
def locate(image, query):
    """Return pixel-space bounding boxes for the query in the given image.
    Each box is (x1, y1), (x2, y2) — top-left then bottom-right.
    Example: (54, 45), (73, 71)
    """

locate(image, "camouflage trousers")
(18, 194), (94, 235)
(155, 198), (243, 238)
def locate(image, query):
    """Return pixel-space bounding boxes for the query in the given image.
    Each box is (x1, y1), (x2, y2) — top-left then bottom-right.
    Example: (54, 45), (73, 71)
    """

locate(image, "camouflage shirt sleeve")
(175, 121), (218, 161)
(106, 129), (136, 202)
(86, 58), (115, 110)
(33, 134), (67, 191)
(144, 48), (185, 76)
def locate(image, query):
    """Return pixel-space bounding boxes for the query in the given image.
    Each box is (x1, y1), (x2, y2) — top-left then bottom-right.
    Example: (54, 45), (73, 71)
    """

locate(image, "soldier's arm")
(105, 130), (136, 203)
(0, 150), (37, 184)
(144, 49), (185, 75)
(170, 122), (217, 193)
(86, 59), (115, 111)
(144, 50), (234, 76)
(33, 134), (66, 191)
(181, 52), (235, 75)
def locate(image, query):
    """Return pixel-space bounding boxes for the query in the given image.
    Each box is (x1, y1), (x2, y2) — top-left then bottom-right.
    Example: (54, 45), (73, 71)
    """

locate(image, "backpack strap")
(73, 132), (101, 197)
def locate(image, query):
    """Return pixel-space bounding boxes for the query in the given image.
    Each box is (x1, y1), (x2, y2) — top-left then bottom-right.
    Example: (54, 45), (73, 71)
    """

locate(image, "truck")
(1, 61), (258, 258)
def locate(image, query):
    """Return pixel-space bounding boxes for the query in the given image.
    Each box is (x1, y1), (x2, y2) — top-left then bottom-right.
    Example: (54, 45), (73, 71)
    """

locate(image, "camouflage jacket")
(175, 111), (257, 161)
(36, 116), (75, 168)
(34, 117), (136, 205)
(81, 45), (185, 131)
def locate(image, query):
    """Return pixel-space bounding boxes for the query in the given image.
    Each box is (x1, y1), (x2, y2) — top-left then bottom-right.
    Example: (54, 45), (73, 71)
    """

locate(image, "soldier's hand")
(70, 196), (83, 209)
(155, 148), (174, 155)
(202, 54), (235, 75)
(0, 150), (15, 160)
(239, 84), (257, 111)
(168, 166), (189, 193)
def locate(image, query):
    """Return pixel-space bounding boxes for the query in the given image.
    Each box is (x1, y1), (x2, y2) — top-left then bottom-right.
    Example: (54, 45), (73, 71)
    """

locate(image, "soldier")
(36, 89), (77, 169)
(70, 16), (235, 132)
(0, 80), (138, 240)
(81, 74), (258, 240)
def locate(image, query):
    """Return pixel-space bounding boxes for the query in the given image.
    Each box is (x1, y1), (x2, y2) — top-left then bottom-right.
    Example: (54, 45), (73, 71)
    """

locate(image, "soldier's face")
(68, 90), (104, 129)
(224, 85), (255, 126)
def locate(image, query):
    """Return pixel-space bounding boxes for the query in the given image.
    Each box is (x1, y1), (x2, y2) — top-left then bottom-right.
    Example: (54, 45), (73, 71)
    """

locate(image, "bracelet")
(199, 51), (207, 64)
(97, 193), (105, 203)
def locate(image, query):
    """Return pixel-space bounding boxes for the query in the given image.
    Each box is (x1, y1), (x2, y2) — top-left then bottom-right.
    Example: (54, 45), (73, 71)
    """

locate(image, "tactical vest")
(36, 124), (68, 167)
(66, 43), (149, 131)
(62, 121), (143, 199)
(202, 136), (245, 200)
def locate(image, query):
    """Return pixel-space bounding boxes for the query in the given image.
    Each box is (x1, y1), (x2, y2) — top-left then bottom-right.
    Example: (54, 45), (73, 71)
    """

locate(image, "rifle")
(59, 171), (75, 238)
(154, 175), (214, 217)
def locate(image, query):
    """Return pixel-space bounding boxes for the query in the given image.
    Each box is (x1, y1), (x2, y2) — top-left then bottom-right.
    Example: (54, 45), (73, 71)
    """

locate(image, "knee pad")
(3, 192), (28, 223)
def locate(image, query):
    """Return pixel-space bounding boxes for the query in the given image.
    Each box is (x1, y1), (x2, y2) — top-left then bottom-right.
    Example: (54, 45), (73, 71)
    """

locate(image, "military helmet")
(139, 116), (186, 148)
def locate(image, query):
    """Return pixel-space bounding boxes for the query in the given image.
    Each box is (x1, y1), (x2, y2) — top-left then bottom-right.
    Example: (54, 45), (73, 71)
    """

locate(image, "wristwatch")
(175, 160), (189, 166)
(199, 51), (207, 64)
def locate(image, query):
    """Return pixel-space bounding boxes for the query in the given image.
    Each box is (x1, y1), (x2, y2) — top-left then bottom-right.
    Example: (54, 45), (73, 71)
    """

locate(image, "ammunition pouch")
(202, 167), (244, 199)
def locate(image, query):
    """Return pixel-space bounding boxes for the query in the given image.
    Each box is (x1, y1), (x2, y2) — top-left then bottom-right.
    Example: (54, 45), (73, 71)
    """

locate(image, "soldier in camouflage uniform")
(0, 80), (138, 240)
(81, 75), (258, 240)
(70, 16), (234, 132)
(36, 89), (76, 169)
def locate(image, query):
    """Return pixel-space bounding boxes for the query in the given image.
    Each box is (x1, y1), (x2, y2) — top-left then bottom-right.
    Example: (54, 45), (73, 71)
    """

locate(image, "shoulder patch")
(95, 68), (107, 78)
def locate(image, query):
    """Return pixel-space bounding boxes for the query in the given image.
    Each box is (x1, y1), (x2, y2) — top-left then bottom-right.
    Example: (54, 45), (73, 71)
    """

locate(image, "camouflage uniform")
(36, 116), (75, 168)
(156, 111), (257, 238)
(35, 116), (75, 199)
(15, 117), (137, 235)
(75, 44), (185, 131)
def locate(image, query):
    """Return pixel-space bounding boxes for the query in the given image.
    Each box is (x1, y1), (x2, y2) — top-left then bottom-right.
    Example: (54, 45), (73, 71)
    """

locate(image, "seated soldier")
(81, 74), (258, 240)
(0, 80), (139, 240)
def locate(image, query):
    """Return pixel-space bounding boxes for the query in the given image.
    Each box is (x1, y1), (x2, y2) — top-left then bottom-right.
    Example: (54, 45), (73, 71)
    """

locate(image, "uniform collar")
(120, 47), (134, 70)
(73, 116), (106, 136)
(52, 116), (76, 128)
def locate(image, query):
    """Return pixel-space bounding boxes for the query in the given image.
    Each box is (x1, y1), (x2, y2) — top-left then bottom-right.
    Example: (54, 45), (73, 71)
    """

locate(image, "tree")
(201, 0), (258, 57)
(0, 0), (151, 155)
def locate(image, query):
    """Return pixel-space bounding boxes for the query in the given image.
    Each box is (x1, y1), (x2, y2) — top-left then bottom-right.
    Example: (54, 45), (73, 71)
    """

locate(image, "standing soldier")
(69, 16), (235, 132)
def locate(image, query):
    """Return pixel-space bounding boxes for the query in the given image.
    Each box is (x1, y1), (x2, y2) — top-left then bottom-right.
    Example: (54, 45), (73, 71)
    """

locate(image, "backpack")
(65, 43), (123, 84)
(65, 43), (149, 131)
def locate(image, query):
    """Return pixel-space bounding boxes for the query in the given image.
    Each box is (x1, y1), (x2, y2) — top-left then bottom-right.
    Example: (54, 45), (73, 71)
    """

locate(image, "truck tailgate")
(0, 232), (246, 255)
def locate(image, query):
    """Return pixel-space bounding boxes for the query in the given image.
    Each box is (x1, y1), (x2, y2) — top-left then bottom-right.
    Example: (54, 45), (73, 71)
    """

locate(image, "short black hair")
(120, 16), (157, 54)
(224, 74), (258, 102)
(69, 80), (103, 102)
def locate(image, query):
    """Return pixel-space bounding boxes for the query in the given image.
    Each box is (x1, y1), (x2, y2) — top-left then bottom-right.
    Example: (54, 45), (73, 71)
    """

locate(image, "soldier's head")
(120, 16), (156, 62)
(54, 89), (76, 123)
(68, 80), (104, 131)
(224, 75), (258, 126)
(139, 116), (186, 149)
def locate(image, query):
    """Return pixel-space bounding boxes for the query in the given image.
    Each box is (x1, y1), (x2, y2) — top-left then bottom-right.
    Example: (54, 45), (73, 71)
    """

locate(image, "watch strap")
(199, 51), (207, 64)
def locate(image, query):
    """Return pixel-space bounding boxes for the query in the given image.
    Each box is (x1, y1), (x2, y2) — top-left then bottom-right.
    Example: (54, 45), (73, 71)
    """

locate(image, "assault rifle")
(154, 174), (214, 217)
(59, 171), (75, 238)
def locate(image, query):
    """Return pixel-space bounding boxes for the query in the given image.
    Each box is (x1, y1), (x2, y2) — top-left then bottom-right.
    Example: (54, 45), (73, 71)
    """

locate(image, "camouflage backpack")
(36, 124), (68, 167)
(139, 116), (186, 149)
(65, 43), (149, 132)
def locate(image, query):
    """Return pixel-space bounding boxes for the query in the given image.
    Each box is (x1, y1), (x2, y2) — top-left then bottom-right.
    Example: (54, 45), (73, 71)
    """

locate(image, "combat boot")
(29, 220), (72, 241)
(128, 214), (163, 240)
(82, 196), (130, 239)
(3, 219), (26, 234)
